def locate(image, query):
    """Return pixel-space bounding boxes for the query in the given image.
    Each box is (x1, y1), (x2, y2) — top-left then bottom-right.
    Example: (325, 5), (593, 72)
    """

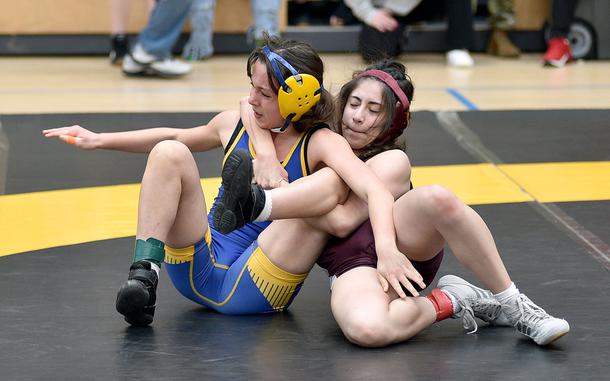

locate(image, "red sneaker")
(543, 37), (573, 67)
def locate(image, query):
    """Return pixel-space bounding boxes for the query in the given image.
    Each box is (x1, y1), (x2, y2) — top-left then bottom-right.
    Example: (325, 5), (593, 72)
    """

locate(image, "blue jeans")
(138, 0), (194, 58)
(184, 0), (279, 58)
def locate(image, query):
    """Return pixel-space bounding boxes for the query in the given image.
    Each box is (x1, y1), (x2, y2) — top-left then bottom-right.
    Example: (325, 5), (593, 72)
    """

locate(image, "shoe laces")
(455, 300), (479, 334)
(515, 294), (550, 328)
(472, 298), (501, 322)
(456, 296), (501, 334)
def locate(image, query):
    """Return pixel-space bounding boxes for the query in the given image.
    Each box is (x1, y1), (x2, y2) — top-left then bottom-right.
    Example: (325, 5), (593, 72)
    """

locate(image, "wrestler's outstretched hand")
(43, 125), (99, 150)
(376, 246), (425, 298)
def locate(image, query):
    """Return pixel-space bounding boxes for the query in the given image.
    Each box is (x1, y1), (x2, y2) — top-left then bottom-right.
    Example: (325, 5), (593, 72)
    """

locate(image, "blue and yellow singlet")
(164, 120), (325, 314)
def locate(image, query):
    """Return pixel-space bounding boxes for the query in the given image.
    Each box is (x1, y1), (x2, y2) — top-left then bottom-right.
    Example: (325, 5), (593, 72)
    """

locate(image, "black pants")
(359, 0), (474, 62)
(550, 0), (578, 38)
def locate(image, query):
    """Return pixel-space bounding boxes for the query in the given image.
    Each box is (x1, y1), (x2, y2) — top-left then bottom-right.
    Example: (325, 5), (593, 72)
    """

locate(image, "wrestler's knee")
(421, 185), (463, 222)
(342, 314), (393, 348)
(149, 140), (193, 167)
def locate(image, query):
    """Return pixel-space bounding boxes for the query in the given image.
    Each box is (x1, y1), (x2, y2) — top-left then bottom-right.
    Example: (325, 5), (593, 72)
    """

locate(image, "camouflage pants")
(487, 0), (515, 30)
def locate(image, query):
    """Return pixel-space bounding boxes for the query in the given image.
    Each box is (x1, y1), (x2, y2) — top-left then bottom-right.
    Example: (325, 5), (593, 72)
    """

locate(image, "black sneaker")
(115, 261), (158, 326)
(109, 34), (129, 65)
(212, 149), (266, 234)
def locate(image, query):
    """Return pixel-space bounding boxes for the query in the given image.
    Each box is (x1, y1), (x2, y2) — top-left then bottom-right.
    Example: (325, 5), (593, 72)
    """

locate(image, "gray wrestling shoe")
(437, 275), (503, 333)
(501, 294), (570, 345)
(438, 275), (570, 345)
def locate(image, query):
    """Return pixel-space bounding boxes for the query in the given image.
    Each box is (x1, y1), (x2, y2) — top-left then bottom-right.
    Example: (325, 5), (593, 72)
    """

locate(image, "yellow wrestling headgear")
(262, 46), (323, 132)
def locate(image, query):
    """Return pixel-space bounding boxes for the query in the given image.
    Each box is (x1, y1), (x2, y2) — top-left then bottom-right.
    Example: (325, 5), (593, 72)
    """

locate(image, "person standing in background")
(345, 0), (476, 67)
(486, 0), (521, 58)
(543, 0), (578, 67)
(183, 0), (282, 61)
(109, 0), (155, 65)
(122, 0), (194, 77)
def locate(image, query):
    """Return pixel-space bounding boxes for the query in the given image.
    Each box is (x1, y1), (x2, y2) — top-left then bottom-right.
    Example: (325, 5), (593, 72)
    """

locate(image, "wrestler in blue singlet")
(164, 120), (323, 314)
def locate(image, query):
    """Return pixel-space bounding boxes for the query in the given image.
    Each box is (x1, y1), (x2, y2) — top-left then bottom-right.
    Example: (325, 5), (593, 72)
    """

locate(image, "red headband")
(358, 69), (410, 110)
(357, 69), (410, 140)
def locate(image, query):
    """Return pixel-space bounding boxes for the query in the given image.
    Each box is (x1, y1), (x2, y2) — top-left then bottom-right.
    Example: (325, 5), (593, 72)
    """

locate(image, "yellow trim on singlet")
(280, 130), (307, 169)
(223, 126), (307, 174)
(164, 229), (229, 269)
(183, 244), (307, 308)
(248, 130), (308, 170)
(246, 247), (308, 310)
(188, 253), (249, 307)
(164, 245), (194, 265)
(248, 139), (257, 159)
(222, 127), (247, 166)
(300, 126), (323, 176)
(300, 141), (308, 176)
(248, 246), (308, 282)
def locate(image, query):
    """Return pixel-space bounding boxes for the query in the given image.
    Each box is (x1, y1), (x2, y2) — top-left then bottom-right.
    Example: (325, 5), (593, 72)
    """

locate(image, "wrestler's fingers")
(42, 127), (65, 134)
(399, 274), (419, 297)
(402, 263), (424, 284)
(43, 126), (77, 135)
(407, 268), (426, 290)
(377, 273), (389, 293)
(59, 134), (80, 145)
(390, 278), (407, 299)
(42, 129), (67, 137)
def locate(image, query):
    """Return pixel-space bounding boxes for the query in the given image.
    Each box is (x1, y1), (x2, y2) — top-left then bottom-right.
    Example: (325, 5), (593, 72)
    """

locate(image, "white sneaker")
(503, 294), (570, 346)
(122, 55), (145, 75)
(437, 275), (502, 333)
(446, 49), (474, 67)
(123, 44), (192, 77)
(131, 43), (157, 65)
(149, 59), (192, 77)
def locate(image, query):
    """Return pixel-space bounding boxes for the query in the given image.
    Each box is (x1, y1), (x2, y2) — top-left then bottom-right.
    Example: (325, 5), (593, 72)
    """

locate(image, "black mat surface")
(1, 202), (607, 380)
(1, 113), (223, 194)
(0, 111), (480, 194)
(1, 110), (609, 380)
(460, 109), (610, 163)
(558, 200), (610, 250)
(407, 111), (480, 166)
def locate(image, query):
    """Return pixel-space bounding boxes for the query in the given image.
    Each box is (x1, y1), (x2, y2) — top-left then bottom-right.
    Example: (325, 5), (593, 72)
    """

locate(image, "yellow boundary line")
(1, 161), (609, 257)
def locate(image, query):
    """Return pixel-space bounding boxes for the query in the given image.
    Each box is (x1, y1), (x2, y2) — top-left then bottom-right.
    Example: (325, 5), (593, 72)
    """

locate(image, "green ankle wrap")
(133, 237), (166, 266)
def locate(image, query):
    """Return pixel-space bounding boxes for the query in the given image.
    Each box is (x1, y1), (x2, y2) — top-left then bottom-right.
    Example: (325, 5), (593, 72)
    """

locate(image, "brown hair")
(246, 34), (335, 132)
(335, 60), (414, 161)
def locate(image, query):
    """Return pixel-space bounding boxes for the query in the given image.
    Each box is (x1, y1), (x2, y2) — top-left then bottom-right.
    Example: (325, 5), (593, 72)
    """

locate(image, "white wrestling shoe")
(502, 294), (570, 346)
(437, 275), (502, 333)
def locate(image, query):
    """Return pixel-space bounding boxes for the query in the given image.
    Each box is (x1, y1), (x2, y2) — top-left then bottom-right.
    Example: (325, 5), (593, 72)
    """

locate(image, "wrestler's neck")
(271, 123), (299, 142)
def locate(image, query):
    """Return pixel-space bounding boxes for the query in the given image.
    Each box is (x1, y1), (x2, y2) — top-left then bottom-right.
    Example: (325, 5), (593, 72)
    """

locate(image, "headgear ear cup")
(262, 46), (323, 132)
(278, 74), (321, 122)
(357, 69), (410, 142)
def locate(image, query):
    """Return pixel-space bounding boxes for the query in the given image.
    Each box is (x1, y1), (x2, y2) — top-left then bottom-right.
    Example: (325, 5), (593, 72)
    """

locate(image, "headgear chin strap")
(262, 46), (323, 133)
(357, 69), (410, 141)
